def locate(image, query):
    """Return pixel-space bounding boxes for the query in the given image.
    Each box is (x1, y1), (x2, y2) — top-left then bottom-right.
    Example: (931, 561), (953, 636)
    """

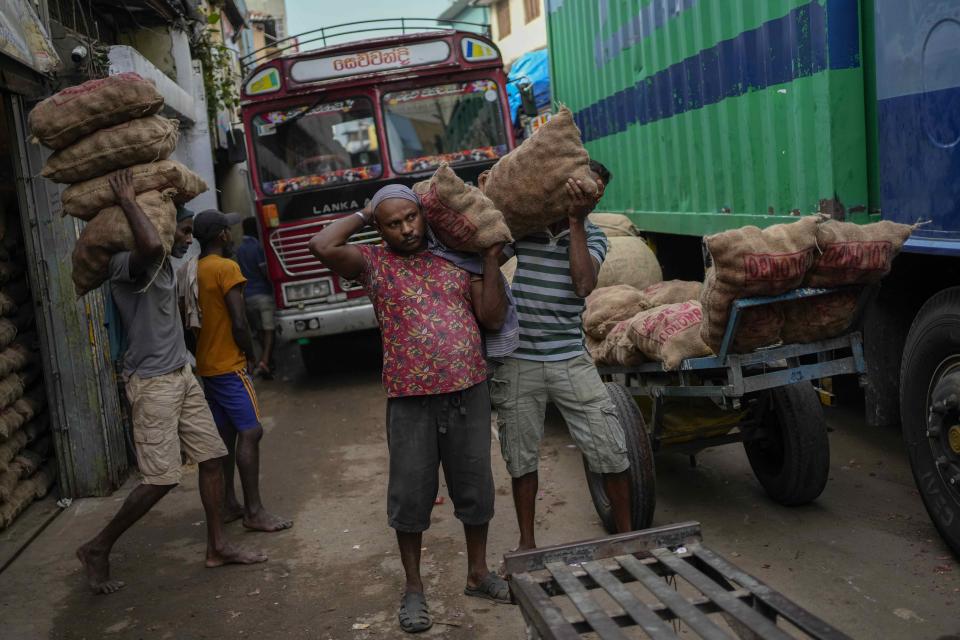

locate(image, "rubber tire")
(743, 382), (830, 506)
(582, 382), (656, 534)
(900, 287), (960, 558)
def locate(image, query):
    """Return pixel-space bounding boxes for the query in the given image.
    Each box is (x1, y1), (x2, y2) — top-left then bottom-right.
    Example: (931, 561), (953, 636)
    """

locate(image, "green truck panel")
(546, 0), (875, 235)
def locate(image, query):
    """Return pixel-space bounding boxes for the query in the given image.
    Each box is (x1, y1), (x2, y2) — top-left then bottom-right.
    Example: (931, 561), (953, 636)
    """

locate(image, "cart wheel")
(582, 382), (656, 533)
(743, 382), (830, 506)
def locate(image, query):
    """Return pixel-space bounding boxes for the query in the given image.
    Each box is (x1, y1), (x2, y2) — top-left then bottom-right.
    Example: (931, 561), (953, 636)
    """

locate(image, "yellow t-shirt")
(196, 254), (247, 377)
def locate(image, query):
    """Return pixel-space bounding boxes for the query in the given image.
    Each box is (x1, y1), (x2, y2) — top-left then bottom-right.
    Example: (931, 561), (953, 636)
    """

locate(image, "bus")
(239, 20), (515, 372)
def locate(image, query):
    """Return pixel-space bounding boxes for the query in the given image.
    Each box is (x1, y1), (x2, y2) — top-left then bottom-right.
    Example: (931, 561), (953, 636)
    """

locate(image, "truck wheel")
(582, 382), (656, 533)
(743, 383), (829, 506)
(900, 287), (960, 557)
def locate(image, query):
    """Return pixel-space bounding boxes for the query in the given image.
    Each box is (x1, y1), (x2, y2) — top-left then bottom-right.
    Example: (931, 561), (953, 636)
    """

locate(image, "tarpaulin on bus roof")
(506, 48), (550, 124)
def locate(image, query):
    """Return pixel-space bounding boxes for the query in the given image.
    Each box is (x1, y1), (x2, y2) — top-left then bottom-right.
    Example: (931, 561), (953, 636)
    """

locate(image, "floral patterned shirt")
(357, 245), (487, 398)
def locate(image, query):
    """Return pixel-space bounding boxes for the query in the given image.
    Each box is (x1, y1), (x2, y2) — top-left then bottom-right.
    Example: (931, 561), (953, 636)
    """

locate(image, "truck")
(238, 20), (516, 373)
(545, 0), (960, 556)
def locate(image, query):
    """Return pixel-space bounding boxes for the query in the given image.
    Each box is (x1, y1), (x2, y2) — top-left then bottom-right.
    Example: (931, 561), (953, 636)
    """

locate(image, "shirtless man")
(76, 170), (266, 594)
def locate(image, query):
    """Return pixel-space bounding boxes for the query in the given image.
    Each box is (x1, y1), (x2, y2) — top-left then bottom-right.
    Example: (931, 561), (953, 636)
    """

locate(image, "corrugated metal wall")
(547, 0), (872, 235)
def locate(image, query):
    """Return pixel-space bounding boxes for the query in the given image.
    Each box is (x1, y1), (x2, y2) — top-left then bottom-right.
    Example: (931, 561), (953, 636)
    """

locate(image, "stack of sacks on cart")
(585, 216), (916, 370)
(28, 73), (208, 296)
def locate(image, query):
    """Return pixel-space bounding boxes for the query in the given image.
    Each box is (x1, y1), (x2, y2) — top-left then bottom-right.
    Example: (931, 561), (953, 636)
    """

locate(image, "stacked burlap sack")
(699, 217), (915, 352)
(584, 280), (708, 370)
(29, 72), (208, 296)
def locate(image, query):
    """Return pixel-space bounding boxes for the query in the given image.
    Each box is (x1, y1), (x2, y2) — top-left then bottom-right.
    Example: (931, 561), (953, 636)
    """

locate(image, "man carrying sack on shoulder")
(309, 184), (512, 634)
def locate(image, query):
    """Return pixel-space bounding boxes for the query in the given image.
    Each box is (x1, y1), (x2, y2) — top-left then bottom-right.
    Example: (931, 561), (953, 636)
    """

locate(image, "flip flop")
(464, 572), (513, 604)
(398, 591), (432, 634)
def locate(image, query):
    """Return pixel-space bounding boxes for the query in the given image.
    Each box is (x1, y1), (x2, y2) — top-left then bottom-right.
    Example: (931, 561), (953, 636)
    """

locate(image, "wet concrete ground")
(0, 335), (957, 639)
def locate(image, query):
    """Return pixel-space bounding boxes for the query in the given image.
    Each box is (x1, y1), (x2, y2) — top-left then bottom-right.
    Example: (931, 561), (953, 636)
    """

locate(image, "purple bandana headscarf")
(370, 184), (420, 213)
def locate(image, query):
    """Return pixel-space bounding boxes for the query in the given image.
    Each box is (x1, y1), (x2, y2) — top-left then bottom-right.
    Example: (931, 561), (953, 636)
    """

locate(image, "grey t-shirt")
(110, 253), (188, 378)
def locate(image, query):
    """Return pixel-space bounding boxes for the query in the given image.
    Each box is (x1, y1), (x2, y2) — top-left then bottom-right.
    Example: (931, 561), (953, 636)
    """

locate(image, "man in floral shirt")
(309, 184), (510, 634)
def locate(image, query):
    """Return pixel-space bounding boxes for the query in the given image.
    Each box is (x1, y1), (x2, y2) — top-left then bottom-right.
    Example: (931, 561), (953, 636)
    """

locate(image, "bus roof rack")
(240, 18), (492, 71)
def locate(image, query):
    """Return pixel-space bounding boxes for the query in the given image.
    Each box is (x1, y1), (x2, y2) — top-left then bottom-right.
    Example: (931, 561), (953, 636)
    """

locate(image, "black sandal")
(464, 572), (512, 604)
(398, 591), (432, 633)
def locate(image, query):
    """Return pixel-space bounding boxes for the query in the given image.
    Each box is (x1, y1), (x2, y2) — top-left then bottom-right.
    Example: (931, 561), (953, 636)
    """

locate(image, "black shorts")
(386, 382), (495, 533)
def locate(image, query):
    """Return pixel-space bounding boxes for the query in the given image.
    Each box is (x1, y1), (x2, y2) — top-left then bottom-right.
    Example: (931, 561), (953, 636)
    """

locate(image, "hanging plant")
(191, 8), (239, 124)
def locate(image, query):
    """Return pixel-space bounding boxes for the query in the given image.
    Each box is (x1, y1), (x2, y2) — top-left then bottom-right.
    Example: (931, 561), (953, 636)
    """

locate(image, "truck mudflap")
(275, 298), (378, 341)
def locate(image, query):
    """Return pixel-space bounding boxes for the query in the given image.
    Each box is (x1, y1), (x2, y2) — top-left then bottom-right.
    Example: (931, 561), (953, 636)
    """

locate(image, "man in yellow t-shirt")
(193, 210), (292, 533)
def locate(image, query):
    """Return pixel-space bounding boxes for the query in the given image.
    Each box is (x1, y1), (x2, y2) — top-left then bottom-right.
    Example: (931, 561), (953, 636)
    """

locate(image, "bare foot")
(76, 543), (126, 595)
(242, 510), (293, 532)
(223, 502), (244, 524)
(205, 543), (268, 568)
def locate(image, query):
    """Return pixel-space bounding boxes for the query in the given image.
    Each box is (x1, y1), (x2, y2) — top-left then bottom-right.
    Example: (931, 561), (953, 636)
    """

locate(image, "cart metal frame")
(504, 522), (852, 640)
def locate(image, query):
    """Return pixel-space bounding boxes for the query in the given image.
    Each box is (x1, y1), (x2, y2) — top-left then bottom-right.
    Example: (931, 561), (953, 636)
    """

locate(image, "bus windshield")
(252, 97), (381, 195)
(382, 80), (509, 174)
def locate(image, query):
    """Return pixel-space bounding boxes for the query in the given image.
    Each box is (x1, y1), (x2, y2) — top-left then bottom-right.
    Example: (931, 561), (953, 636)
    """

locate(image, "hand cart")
(503, 521), (852, 640)
(586, 288), (867, 532)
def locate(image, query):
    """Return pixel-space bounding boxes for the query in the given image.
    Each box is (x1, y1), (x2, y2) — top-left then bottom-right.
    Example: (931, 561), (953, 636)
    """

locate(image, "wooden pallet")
(503, 522), (851, 640)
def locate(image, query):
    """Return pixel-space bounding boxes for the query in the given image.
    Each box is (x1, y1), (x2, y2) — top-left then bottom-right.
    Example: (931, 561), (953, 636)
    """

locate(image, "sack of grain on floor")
(594, 319), (646, 366)
(61, 160), (207, 220)
(412, 163), (512, 252)
(41, 115), (179, 184)
(626, 301), (713, 370)
(597, 236), (663, 291)
(72, 189), (177, 296)
(0, 318), (17, 351)
(0, 343), (33, 378)
(642, 280), (702, 307)
(805, 220), (914, 287)
(483, 107), (597, 239)
(0, 292), (17, 316)
(582, 284), (652, 340)
(780, 290), (862, 344)
(588, 213), (638, 237)
(29, 72), (163, 150)
(0, 390), (44, 440)
(700, 269), (785, 353)
(0, 462), (57, 530)
(704, 216), (819, 296)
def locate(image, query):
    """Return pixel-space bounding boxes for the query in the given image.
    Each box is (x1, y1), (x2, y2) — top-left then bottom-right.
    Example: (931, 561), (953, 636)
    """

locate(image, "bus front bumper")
(275, 299), (378, 341)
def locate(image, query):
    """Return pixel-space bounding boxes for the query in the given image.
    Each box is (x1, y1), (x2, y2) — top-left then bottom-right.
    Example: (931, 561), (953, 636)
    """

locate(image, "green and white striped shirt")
(510, 222), (609, 361)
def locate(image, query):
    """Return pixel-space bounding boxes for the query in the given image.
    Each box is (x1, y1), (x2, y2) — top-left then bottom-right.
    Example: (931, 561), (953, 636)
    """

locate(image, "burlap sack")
(61, 160), (208, 220)
(0, 319), (16, 351)
(582, 285), (652, 340)
(704, 216), (818, 296)
(483, 107), (597, 239)
(0, 430), (27, 465)
(501, 256), (517, 284)
(0, 462), (55, 530)
(589, 213), (638, 237)
(642, 280), (702, 307)
(0, 391), (40, 439)
(0, 292), (16, 316)
(595, 319), (646, 366)
(412, 163), (512, 252)
(0, 343), (32, 378)
(597, 236), (663, 291)
(42, 116), (179, 183)
(700, 269), (784, 354)
(28, 72), (163, 150)
(780, 290), (861, 344)
(2, 280), (30, 306)
(72, 189), (177, 296)
(585, 334), (603, 361)
(806, 220), (914, 287)
(626, 301), (713, 370)
(0, 372), (25, 408)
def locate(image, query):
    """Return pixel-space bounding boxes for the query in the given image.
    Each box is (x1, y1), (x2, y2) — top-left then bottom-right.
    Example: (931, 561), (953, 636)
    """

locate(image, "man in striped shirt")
(489, 160), (632, 550)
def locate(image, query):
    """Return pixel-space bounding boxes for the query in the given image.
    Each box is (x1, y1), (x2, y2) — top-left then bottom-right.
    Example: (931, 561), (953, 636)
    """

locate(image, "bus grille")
(268, 219), (381, 278)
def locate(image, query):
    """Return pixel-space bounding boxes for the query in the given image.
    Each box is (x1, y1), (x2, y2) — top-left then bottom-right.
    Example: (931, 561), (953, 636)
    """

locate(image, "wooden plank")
(690, 545), (853, 640)
(512, 572), (582, 640)
(581, 560), (677, 640)
(504, 521), (702, 575)
(546, 562), (630, 640)
(652, 548), (792, 640)
(617, 554), (734, 640)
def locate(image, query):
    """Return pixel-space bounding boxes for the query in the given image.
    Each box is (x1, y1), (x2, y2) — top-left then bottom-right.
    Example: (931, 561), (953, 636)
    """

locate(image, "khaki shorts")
(245, 293), (276, 332)
(489, 354), (629, 478)
(126, 365), (228, 485)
